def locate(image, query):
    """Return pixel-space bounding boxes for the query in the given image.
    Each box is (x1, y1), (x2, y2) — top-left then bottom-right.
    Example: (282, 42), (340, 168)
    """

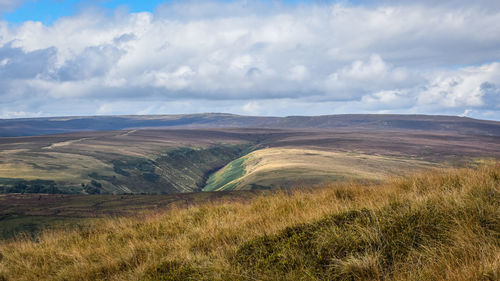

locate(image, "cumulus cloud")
(418, 63), (500, 109)
(0, 0), (499, 119)
(55, 45), (125, 81)
(369, 0), (500, 9)
(0, 44), (56, 79)
(325, 55), (422, 100)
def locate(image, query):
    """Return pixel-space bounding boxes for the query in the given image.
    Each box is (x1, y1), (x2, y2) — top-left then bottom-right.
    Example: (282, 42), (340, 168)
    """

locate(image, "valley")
(0, 129), (258, 194)
(2, 1), (500, 279)
(1, 114), (500, 240)
(0, 114), (499, 280)
(2, 125), (500, 195)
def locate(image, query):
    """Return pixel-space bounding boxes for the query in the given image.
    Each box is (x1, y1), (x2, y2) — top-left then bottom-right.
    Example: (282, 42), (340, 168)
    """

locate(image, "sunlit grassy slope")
(0, 164), (498, 281)
(204, 147), (439, 191)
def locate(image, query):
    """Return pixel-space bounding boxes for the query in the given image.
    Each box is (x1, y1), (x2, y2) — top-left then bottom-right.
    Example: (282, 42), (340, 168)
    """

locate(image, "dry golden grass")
(0, 164), (498, 281)
(0, 151), (113, 182)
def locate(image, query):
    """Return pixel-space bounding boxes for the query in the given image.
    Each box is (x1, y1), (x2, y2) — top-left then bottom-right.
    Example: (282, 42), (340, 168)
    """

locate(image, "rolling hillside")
(2, 127), (500, 195)
(203, 148), (438, 191)
(0, 129), (261, 194)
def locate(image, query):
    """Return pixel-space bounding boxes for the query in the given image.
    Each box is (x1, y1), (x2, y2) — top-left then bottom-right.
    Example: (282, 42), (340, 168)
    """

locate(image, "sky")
(0, 0), (500, 119)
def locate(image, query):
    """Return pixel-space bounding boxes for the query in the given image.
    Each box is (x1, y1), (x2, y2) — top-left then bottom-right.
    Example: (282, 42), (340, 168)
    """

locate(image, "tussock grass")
(0, 165), (499, 281)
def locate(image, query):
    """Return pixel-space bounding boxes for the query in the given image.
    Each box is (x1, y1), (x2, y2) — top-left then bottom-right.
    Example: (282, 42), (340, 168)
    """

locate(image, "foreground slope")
(0, 164), (498, 281)
(0, 190), (265, 240)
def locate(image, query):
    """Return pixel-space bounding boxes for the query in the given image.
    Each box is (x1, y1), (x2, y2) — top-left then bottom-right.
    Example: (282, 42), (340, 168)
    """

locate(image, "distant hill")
(1, 113), (500, 137)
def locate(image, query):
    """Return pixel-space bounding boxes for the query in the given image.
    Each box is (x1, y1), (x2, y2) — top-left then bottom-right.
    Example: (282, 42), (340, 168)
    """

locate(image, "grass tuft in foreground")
(0, 164), (499, 281)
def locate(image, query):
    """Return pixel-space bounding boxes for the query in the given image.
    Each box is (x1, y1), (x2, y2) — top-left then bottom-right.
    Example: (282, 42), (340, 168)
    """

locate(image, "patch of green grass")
(142, 172), (160, 183)
(0, 178), (80, 194)
(155, 145), (248, 192)
(112, 158), (156, 176)
(0, 178), (26, 185)
(203, 156), (247, 191)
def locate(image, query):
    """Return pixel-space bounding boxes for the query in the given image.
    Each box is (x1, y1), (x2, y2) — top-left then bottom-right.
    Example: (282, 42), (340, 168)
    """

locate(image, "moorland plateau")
(0, 114), (499, 280)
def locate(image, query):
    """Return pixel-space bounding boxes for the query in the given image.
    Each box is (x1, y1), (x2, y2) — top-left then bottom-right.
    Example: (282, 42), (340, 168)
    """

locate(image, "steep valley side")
(0, 143), (253, 195)
(203, 147), (442, 191)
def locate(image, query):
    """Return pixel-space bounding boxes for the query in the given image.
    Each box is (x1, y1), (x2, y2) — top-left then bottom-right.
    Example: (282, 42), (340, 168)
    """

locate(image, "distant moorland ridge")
(2, 113), (500, 137)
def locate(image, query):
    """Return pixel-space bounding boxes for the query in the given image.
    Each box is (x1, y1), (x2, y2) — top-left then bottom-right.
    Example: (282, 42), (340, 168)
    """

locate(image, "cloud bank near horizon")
(1, 0), (500, 119)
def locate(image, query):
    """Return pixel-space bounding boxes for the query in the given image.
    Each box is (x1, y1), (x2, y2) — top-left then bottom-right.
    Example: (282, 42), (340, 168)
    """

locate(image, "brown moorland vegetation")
(0, 190), (267, 240)
(0, 163), (498, 281)
(2, 113), (500, 137)
(2, 127), (500, 195)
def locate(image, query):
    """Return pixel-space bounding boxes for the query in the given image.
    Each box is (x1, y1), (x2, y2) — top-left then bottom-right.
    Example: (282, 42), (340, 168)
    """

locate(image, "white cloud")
(242, 101), (262, 115)
(325, 55), (421, 100)
(418, 63), (500, 108)
(0, 109), (40, 119)
(460, 109), (472, 117)
(0, 1), (499, 119)
(360, 90), (415, 109)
